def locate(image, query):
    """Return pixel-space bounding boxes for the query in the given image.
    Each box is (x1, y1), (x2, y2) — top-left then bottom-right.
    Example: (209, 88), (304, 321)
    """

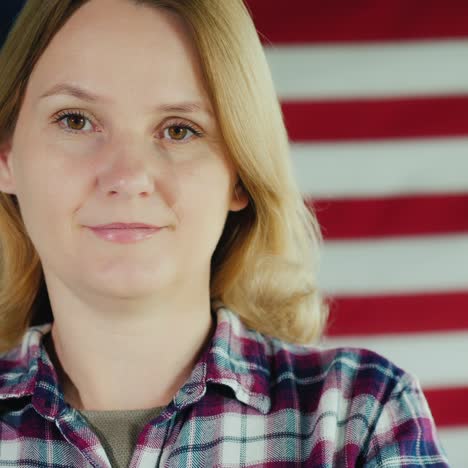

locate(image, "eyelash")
(51, 110), (205, 142)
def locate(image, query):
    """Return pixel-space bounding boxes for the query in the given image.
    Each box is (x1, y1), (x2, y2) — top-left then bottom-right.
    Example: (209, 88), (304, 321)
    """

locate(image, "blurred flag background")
(2, 0), (467, 466)
(245, 0), (468, 466)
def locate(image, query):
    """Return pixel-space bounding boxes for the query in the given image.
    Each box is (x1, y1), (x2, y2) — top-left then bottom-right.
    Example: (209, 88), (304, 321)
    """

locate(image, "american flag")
(245, 0), (468, 466)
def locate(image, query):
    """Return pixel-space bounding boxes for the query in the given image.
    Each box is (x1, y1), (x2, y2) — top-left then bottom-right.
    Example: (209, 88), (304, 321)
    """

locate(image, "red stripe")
(307, 194), (468, 240)
(324, 291), (468, 336)
(282, 96), (468, 142)
(246, 0), (468, 44)
(424, 386), (468, 427)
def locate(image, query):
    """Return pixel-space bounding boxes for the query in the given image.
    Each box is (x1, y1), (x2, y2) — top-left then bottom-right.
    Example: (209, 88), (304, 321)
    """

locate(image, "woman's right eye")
(52, 111), (94, 134)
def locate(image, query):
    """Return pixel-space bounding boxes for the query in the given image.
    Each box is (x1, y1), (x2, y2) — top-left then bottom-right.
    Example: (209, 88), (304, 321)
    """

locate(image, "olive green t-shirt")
(79, 406), (164, 468)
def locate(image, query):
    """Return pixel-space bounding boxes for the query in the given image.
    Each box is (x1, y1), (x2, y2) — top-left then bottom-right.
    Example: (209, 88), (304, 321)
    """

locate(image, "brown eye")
(168, 126), (189, 140)
(162, 123), (203, 143)
(54, 111), (94, 134)
(67, 115), (86, 131)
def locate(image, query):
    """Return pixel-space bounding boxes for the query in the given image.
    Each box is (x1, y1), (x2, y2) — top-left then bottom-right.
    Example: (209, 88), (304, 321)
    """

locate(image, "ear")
(0, 139), (17, 195)
(229, 183), (249, 212)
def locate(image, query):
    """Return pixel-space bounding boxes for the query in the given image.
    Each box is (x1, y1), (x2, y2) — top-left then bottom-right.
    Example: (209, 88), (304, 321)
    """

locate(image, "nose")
(97, 141), (168, 199)
(104, 170), (154, 198)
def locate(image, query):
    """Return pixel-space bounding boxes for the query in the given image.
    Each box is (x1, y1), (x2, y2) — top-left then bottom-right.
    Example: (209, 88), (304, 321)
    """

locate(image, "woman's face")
(0, 0), (247, 300)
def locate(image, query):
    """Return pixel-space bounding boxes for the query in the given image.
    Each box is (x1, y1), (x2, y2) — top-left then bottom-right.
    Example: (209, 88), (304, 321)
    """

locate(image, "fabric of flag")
(245, 0), (468, 466)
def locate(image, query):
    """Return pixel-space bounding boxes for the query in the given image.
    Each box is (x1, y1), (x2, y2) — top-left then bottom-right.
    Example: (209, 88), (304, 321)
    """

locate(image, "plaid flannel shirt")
(0, 304), (450, 467)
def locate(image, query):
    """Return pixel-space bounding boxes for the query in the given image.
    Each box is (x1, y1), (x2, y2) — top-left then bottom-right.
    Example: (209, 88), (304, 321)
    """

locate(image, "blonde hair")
(0, 0), (329, 353)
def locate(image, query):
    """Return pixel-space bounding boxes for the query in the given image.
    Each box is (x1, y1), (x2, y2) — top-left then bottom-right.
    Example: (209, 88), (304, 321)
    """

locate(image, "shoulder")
(220, 307), (409, 404)
(263, 336), (411, 406)
(262, 340), (450, 466)
(224, 311), (450, 466)
(267, 336), (407, 383)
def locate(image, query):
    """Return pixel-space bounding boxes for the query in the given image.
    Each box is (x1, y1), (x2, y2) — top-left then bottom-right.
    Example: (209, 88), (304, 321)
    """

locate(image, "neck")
(43, 303), (215, 411)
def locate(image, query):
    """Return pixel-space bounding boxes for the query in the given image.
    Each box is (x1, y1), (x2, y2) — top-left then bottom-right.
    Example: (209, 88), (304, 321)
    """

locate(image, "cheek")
(171, 160), (232, 247)
(176, 157), (232, 210)
(12, 148), (82, 245)
(49, 134), (104, 160)
(17, 147), (80, 208)
(18, 174), (69, 242)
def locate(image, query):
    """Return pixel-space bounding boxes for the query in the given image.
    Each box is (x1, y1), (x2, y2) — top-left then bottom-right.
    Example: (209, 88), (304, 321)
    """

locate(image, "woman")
(0, 0), (450, 467)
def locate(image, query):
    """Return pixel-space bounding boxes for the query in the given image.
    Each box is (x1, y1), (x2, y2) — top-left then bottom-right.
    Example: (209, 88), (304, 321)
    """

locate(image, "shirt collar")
(204, 303), (271, 413)
(0, 304), (272, 416)
(0, 321), (62, 419)
(155, 304), (272, 414)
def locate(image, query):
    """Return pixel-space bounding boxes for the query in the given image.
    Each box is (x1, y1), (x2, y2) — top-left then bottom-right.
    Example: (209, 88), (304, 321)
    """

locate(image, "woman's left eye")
(162, 124), (203, 143)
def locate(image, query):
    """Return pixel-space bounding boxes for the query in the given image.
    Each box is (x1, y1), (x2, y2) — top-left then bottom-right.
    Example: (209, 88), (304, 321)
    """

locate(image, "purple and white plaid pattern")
(0, 305), (450, 467)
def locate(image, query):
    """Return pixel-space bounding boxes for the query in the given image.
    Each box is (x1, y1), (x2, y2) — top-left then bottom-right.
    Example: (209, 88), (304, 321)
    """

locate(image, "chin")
(88, 270), (175, 298)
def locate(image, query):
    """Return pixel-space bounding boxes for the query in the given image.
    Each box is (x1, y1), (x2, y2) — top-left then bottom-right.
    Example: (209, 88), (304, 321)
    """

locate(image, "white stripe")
(438, 427), (468, 468)
(320, 331), (468, 388)
(319, 234), (468, 295)
(264, 40), (468, 99)
(291, 137), (468, 199)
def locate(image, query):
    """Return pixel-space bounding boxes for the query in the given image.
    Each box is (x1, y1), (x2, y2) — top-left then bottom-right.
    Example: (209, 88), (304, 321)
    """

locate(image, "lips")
(89, 223), (161, 229)
(85, 223), (164, 243)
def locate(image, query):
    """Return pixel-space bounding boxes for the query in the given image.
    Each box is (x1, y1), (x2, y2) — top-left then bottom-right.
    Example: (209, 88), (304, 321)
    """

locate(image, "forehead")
(26, 0), (209, 108)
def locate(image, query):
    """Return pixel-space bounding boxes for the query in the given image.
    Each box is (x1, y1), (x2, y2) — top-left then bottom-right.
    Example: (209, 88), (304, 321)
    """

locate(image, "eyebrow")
(39, 83), (212, 115)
